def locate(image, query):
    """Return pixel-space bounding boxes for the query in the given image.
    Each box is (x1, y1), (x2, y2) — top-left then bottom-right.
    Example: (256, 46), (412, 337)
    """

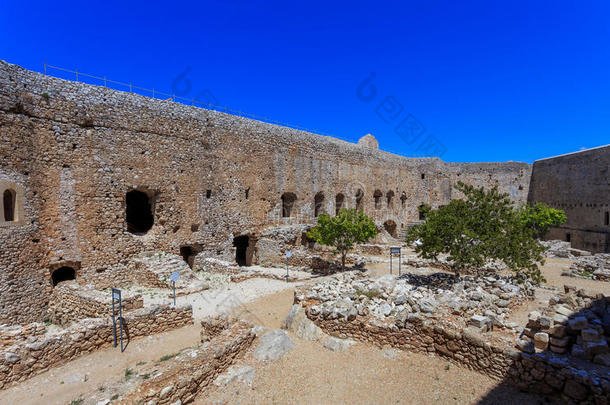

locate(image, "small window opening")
(605, 212), (609, 226)
(566, 233), (571, 243)
(3, 189), (16, 222)
(126, 190), (154, 234)
(281, 192), (297, 217)
(386, 190), (394, 209)
(335, 193), (345, 215)
(245, 188), (250, 199)
(314, 192), (325, 217)
(400, 192), (407, 208)
(206, 190), (212, 199)
(373, 190), (383, 209)
(421, 173), (425, 179)
(52, 266), (76, 286)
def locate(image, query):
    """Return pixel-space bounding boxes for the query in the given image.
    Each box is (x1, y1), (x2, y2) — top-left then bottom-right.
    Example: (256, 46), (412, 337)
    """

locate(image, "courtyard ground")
(0, 250), (597, 405)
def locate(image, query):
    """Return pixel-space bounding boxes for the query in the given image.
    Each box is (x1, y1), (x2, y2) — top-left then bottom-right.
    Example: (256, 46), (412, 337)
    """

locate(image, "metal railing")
(42, 62), (336, 137)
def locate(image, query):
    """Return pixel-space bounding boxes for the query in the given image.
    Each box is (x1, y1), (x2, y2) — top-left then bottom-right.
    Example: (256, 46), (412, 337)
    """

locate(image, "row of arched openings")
(281, 189), (410, 218)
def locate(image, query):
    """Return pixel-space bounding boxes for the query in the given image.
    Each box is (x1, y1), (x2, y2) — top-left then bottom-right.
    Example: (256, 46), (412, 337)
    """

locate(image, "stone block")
(581, 328), (600, 342)
(549, 325), (566, 338)
(555, 305), (572, 317)
(552, 313), (569, 325)
(593, 352), (610, 367)
(563, 379), (588, 401)
(538, 316), (552, 330)
(516, 339), (534, 353)
(549, 336), (569, 348)
(583, 339), (609, 356)
(568, 316), (588, 331)
(533, 332), (549, 351)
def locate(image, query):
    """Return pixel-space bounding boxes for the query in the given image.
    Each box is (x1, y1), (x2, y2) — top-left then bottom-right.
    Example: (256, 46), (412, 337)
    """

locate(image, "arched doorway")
(335, 193), (345, 215)
(314, 192), (325, 217)
(51, 266), (76, 286)
(281, 192), (297, 218)
(233, 235), (255, 266)
(355, 189), (364, 211)
(383, 220), (398, 238)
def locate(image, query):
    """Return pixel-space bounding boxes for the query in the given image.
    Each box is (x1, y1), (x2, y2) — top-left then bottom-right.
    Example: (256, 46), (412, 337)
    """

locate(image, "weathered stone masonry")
(528, 145), (610, 253)
(0, 60), (531, 324)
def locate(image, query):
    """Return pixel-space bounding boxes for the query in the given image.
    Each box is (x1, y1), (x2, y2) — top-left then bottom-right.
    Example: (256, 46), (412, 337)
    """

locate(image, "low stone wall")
(0, 304), (192, 388)
(0, 323), (46, 350)
(298, 300), (610, 404)
(119, 321), (255, 404)
(47, 282), (144, 326)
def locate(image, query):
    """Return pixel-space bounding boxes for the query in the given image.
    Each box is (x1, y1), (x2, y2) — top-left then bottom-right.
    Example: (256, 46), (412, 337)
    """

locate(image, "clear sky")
(1, 1), (608, 163)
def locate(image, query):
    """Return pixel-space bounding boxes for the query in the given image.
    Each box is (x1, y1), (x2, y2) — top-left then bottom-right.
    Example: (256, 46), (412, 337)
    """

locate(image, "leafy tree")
(406, 181), (546, 283)
(307, 208), (378, 271)
(520, 202), (567, 238)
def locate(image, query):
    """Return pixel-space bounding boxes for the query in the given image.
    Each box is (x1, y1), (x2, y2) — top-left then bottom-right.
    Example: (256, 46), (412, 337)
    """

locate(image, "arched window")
(281, 192), (297, 217)
(386, 190), (394, 209)
(335, 193), (345, 215)
(3, 189), (16, 222)
(400, 192), (407, 208)
(314, 192), (325, 217)
(355, 189), (364, 211)
(373, 190), (383, 209)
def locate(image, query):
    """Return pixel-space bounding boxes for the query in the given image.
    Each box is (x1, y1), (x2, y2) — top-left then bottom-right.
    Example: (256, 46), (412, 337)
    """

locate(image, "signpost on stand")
(111, 288), (124, 352)
(170, 272), (180, 307)
(285, 250), (292, 282)
(390, 247), (402, 276)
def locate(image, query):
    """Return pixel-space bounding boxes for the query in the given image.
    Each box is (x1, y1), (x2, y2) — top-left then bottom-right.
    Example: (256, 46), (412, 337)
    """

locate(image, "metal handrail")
(42, 61), (336, 137)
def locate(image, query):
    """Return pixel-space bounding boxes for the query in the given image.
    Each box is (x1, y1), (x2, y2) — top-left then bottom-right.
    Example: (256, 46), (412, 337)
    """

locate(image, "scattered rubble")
(298, 272), (534, 331)
(541, 240), (592, 259)
(562, 253), (610, 281)
(518, 286), (610, 366)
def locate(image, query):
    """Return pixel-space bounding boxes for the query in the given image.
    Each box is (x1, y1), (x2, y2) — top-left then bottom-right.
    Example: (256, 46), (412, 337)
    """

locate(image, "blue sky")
(1, 1), (608, 163)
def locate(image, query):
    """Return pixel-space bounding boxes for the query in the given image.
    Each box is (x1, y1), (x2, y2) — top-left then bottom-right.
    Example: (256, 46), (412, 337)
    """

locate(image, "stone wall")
(47, 281), (143, 326)
(119, 321), (255, 404)
(0, 60), (531, 324)
(0, 323), (46, 349)
(298, 301), (610, 404)
(528, 145), (610, 253)
(0, 304), (192, 388)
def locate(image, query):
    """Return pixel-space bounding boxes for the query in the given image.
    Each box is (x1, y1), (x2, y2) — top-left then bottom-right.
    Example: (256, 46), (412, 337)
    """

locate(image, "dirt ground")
(1, 253), (601, 405)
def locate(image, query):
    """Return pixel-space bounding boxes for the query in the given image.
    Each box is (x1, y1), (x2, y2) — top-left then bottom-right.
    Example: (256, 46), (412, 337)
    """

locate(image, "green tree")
(307, 209), (378, 271)
(406, 181), (546, 283)
(520, 202), (567, 238)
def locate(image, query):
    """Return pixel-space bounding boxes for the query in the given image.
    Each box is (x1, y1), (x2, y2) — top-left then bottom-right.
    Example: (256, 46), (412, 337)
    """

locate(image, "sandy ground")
(1, 252), (602, 405)
(202, 289), (558, 405)
(0, 326), (200, 405)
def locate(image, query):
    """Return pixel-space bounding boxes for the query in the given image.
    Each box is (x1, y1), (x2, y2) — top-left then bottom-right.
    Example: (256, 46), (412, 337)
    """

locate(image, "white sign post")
(285, 250), (292, 282)
(169, 272), (180, 306)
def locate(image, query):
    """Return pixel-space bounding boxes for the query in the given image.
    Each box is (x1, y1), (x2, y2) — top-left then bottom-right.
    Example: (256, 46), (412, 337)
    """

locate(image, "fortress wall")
(0, 61), (530, 324)
(528, 145), (610, 253)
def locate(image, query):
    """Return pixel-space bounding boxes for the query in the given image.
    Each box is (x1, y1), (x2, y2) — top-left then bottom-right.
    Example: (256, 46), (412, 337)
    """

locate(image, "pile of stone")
(131, 251), (202, 289)
(298, 272), (534, 331)
(541, 240), (591, 259)
(516, 286), (610, 366)
(562, 253), (610, 281)
(402, 255), (507, 276)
